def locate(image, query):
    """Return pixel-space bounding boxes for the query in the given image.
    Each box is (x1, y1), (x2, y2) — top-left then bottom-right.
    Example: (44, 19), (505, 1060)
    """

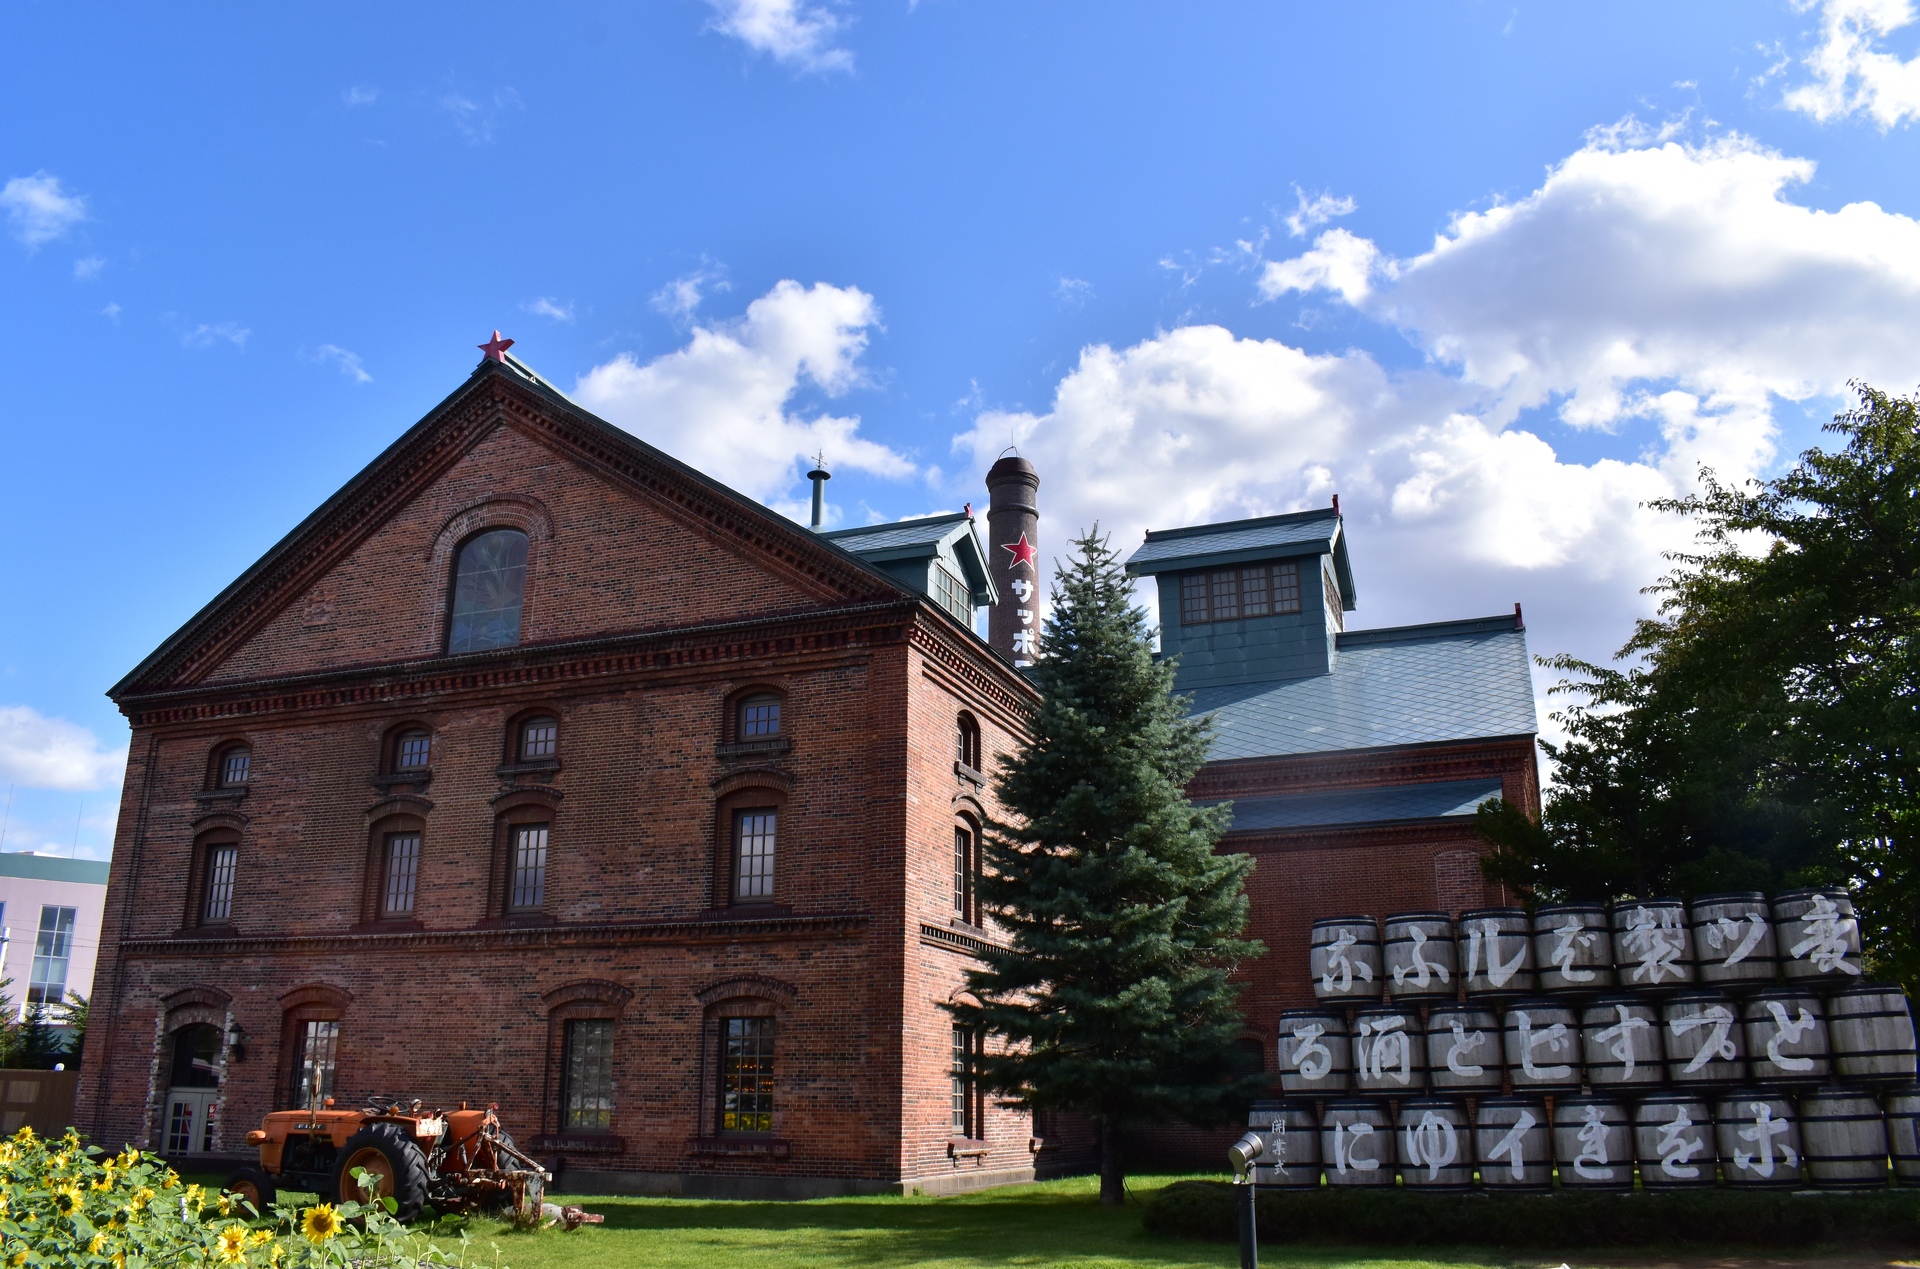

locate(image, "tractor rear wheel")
(333, 1124), (429, 1224)
(225, 1166), (277, 1216)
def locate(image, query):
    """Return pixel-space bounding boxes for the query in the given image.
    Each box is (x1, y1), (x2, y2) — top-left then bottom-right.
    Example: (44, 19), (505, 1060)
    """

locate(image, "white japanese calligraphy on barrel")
(1502, 999), (1581, 1092)
(1613, 899), (1696, 991)
(1352, 1005), (1425, 1094)
(1582, 996), (1665, 1089)
(1275, 1008), (1349, 1096)
(1715, 1091), (1802, 1188)
(1382, 912), (1456, 1002)
(1689, 892), (1777, 991)
(1533, 902), (1614, 994)
(1457, 907), (1534, 1001)
(1425, 1004), (1502, 1093)
(1742, 988), (1830, 1087)
(1246, 1099), (1319, 1189)
(1310, 916), (1383, 1005)
(1475, 1097), (1552, 1190)
(1320, 1100), (1395, 1187)
(1774, 888), (1864, 984)
(1552, 1095), (1633, 1191)
(1827, 983), (1919, 1087)
(1396, 1098), (1472, 1190)
(1664, 991), (1746, 1086)
(1886, 1084), (1919, 1185)
(1633, 1092), (1717, 1189)
(1799, 1088), (1889, 1189)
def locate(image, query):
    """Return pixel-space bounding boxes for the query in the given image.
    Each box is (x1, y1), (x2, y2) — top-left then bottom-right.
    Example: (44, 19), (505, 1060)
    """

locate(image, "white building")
(0, 853), (110, 1026)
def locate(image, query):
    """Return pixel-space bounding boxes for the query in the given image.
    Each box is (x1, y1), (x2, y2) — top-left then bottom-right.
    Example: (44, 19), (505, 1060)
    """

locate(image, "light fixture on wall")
(226, 1021), (249, 1063)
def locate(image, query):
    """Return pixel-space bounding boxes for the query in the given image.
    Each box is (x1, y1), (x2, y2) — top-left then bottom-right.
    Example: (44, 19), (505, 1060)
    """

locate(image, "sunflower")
(52, 1184), (84, 1216)
(216, 1223), (249, 1264)
(249, 1228), (273, 1246)
(88, 1232), (108, 1254)
(216, 1191), (235, 1216)
(119, 1148), (140, 1166)
(186, 1183), (206, 1211)
(302, 1203), (341, 1244)
(131, 1186), (155, 1207)
(11, 1126), (34, 1144)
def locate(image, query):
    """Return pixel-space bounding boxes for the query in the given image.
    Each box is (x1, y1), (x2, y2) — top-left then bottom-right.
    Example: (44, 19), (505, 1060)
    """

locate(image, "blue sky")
(6, 1), (1920, 859)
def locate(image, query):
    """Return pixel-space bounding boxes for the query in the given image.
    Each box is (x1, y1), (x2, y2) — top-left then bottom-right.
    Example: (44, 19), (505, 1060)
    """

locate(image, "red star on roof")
(479, 330), (515, 363)
(1002, 533), (1038, 571)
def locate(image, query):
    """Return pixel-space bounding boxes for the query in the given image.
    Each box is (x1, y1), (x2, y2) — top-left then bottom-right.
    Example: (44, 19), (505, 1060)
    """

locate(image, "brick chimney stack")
(985, 456), (1039, 666)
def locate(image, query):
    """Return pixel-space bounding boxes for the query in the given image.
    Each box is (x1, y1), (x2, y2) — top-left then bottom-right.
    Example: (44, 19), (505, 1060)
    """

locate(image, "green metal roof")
(1124, 508), (1356, 610)
(0, 853), (110, 885)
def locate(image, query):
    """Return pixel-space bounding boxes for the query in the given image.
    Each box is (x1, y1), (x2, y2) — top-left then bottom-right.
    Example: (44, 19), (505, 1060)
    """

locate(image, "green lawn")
(447, 1175), (1520, 1269)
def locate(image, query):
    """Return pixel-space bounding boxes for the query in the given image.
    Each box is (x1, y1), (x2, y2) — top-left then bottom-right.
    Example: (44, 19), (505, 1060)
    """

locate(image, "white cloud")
(441, 88), (522, 144)
(0, 706), (126, 792)
(1284, 187), (1358, 238)
(524, 296), (575, 323)
(343, 84), (378, 107)
(960, 127), (1920, 711)
(1, 173), (87, 249)
(1055, 277), (1093, 311)
(72, 256), (105, 281)
(310, 343), (371, 383)
(1784, 0), (1920, 127)
(652, 266), (730, 322)
(175, 319), (250, 350)
(705, 0), (854, 73)
(101, 302), (121, 322)
(573, 280), (913, 505)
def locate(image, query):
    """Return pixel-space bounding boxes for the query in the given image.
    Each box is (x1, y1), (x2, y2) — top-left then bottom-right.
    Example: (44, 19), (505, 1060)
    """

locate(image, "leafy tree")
(1481, 383), (1920, 991)
(946, 529), (1262, 1207)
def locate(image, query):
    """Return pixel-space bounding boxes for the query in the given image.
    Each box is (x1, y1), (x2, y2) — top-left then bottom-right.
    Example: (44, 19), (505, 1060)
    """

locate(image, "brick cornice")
(117, 911), (869, 959)
(116, 602), (917, 729)
(907, 617), (1039, 725)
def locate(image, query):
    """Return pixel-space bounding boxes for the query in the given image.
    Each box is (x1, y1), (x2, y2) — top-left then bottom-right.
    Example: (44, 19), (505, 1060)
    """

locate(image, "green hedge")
(1141, 1180), (1920, 1250)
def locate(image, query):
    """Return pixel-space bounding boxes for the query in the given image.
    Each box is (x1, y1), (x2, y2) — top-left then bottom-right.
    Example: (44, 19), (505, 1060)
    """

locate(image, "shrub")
(0, 1126), (506, 1266)
(1142, 1180), (1920, 1250)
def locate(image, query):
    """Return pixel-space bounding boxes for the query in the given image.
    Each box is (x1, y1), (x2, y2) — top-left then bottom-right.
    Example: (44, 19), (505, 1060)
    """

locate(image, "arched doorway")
(163, 1023), (222, 1155)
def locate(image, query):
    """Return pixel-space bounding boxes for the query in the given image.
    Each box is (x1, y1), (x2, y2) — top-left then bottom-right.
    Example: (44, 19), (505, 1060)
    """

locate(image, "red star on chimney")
(1002, 533), (1038, 571)
(479, 330), (515, 363)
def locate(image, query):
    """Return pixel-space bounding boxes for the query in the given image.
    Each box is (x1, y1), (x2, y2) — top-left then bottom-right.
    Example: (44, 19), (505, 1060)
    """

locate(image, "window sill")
(948, 1138), (990, 1159)
(953, 761), (984, 786)
(370, 771), (433, 792)
(195, 787), (249, 805)
(497, 759), (562, 779)
(718, 737), (791, 759)
(530, 1133), (625, 1154)
(685, 1136), (790, 1159)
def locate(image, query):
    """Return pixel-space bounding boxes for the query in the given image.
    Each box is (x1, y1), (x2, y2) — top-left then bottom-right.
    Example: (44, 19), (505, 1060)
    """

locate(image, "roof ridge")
(1335, 613), (1523, 647)
(1140, 507), (1338, 543)
(819, 511), (971, 538)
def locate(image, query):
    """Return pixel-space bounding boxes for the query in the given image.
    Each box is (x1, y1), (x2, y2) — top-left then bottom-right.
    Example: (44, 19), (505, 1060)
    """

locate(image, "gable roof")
(821, 513), (999, 604)
(1188, 612), (1535, 761)
(1125, 508), (1356, 609)
(111, 354), (934, 698)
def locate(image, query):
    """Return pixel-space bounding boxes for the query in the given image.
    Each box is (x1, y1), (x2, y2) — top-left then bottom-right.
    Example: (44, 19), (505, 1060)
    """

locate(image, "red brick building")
(78, 349), (1536, 1194)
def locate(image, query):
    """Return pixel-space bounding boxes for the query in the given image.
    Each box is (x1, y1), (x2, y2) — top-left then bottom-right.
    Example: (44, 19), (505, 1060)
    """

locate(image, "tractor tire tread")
(334, 1123), (430, 1224)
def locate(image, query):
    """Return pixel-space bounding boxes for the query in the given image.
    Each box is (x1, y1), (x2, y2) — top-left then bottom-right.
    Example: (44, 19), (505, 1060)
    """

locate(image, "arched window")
(952, 819), (980, 924)
(447, 528), (530, 653)
(392, 729), (431, 772)
(215, 744), (251, 788)
(518, 716), (559, 762)
(738, 694), (781, 739)
(955, 714), (981, 771)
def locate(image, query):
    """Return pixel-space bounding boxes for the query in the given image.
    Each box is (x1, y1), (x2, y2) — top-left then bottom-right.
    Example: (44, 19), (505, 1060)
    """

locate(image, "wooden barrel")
(1690, 892), (1777, 992)
(1276, 1008), (1349, 1096)
(1664, 991), (1746, 1086)
(1383, 911), (1456, 1002)
(1885, 1085), (1919, 1185)
(1634, 1091), (1717, 1189)
(1246, 1099), (1320, 1189)
(1475, 1096), (1552, 1190)
(1715, 1090), (1803, 1188)
(1552, 1095), (1633, 1191)
(1396, 1097), (1473, 1190)
(1742, 988), (1831, 1087)
(1502, 998), (1582, 1092)
(1320, 1099), (1395, 1186)
(1582, 996), (1666, 1089)
(1426, 1004), (1503, 1093)
(1799, 1087), (1889, 1189)
(1774, 888), (1864, 984)
(1310, 916), (1384, 1005)
(1458, 907), (1535, 1000)
(1352, 1005), (1426, 1095)
(1827, 983), (1919, 1087)
(1613, 899), (1696, 991)
(1533, 902), (1614, 994)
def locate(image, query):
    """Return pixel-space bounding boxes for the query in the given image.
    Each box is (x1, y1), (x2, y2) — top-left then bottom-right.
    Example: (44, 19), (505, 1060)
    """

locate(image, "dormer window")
(519, 716), (559, 761)
(738, 695), (781, 739)
(394, 730), (431, 771)
(931, 563), (972, 625)
(447, 528), (529, 654)
(1178, 561), (1301, 626)
(217, 746), (251, 788)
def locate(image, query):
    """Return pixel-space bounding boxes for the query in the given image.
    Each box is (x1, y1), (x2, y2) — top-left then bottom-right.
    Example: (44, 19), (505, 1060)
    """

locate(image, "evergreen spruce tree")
(946, 529), (1262, 1206)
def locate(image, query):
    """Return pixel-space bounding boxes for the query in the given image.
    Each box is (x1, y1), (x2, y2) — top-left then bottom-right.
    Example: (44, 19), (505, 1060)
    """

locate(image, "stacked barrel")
(1246, 890), (1920, 1191)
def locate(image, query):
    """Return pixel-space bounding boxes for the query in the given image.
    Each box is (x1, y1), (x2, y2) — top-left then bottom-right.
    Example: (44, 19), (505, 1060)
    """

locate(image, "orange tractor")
(225, 1095), (553, 1225)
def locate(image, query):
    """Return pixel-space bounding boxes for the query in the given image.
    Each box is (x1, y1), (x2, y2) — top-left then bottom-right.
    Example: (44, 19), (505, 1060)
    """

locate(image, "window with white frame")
(509, 825), (549, 912)
(27, 906), (77, 1007)
(202, 844), (238, 924)
(732, 809), (777, 902)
